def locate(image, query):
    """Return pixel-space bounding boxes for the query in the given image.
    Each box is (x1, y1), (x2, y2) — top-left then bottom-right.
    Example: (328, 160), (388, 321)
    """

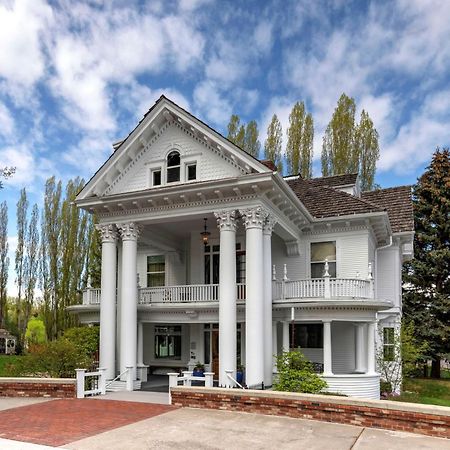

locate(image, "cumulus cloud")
(0, 102), (15, 138)
(193, 80), (232, 125)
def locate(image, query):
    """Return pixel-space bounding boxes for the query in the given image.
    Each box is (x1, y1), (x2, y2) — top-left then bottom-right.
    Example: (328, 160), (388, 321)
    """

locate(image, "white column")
(97, 224), (118, 380)
(116, 243), (122, 375)
(117, 222), (139, 380)
(137, 321), (144, 366)
(282, 321), (290, 352)
(263, 216), (276, 386)
(355, 323), (366, 373)
(272, 321), (278, 373)
(215, 210), (237, 387)
(323, 320), (333, 376)
(367, 321), (376, 374)
(240, 206), (266, 388)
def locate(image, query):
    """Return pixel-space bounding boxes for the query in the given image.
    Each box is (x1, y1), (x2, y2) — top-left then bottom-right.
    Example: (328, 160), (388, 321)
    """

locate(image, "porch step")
(106, 380), (142, 392)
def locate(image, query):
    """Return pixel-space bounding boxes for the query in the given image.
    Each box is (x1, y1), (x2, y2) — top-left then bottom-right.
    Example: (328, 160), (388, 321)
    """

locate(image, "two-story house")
(69, 96), (414, 399)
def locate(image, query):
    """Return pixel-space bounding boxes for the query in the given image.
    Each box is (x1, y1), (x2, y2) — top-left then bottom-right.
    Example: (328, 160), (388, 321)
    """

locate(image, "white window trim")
(309, 240), (337, 278)
(146, 254), (166, 288)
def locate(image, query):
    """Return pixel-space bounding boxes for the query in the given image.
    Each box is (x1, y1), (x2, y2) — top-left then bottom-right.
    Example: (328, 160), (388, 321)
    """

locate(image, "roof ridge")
(362, 185), (413, 195)
(310, 172), (359, 181)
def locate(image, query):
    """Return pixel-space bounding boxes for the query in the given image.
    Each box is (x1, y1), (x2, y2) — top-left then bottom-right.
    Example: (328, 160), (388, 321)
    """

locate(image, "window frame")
(186, 162), (197, 181)
(154, 325), (182, 360)
(310, 241), (337, 278)
(383, 327), (395, 362)
(166, 150), (181, 183)
(146, 255), (166, 288)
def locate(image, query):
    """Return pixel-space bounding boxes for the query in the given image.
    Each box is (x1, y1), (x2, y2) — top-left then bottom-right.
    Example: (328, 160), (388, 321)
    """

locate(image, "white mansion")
(70, 96), (414, 399)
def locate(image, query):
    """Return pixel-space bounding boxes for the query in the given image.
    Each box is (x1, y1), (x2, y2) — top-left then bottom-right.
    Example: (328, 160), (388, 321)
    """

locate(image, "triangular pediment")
(77, 96), (270, 200)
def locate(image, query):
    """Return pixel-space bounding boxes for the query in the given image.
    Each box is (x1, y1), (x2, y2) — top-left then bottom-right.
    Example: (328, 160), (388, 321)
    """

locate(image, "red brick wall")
(171, 387), (450, 439)
(0, 380), (76, 398)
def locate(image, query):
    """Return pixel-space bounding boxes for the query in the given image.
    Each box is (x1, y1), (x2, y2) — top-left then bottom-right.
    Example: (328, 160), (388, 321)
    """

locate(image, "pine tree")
(0, 202), (8, 327)
(244, 120), (260, 157)
(15, 188), (28, 336)
(264, 114), (283, 172)
(286, 102), (314, 178)
(403, 148), (450, 378)
(321, 93), (358, 177)
(355, 110), (379, 191)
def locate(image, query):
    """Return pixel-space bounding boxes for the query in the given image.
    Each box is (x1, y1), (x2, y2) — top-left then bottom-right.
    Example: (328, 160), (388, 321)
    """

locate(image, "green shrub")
(63, 326), (99, 358)
(273, 350), (328, 394)
(25, 317), (47, 347)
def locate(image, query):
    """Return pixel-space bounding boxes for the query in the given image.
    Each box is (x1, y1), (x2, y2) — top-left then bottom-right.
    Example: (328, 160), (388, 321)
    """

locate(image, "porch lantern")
(200, 218), (211, 246)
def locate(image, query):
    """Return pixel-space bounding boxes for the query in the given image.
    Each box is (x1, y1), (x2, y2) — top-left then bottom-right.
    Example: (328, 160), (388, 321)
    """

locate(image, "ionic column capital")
(116, 222), (140, 241)
(214, 210), (237, 232)
(240, 206), (268, 229)
(263, 215), (277, 235)
(96, 223), (118, 243)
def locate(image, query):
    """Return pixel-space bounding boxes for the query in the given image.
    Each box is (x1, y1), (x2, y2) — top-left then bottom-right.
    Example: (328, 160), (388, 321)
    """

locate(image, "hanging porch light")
(200, 217), (211, 246)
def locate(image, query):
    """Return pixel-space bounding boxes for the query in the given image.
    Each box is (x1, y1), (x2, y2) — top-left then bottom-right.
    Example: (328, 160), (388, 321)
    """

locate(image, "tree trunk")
(431, 358), (441, 378)
(423, 362), (428, 378)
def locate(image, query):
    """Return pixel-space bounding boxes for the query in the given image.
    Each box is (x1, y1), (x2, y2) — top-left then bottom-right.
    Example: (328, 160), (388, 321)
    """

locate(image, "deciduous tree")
(264, 114), (283, 172)
(244, 120), (260, 157)
(227, 114), (245, 149)
(0, 202), (8, 326)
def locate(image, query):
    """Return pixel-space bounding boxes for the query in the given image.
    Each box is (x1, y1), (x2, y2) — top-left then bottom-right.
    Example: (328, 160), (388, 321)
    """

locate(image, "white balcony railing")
(81, 278), (372, 306)
(272, 277), (373, 301)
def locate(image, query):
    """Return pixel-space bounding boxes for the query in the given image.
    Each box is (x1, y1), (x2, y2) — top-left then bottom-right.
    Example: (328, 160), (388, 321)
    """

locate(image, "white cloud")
(0, 0), (53, 87)
(178, 0), (214, 12)
(0, 102), (15, 138)
(193, 80), (232, 125)
(253, 20), (273, 54)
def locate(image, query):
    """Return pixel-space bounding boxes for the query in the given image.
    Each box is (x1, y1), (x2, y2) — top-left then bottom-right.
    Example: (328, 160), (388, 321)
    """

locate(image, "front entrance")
(212, 329), (219, 377)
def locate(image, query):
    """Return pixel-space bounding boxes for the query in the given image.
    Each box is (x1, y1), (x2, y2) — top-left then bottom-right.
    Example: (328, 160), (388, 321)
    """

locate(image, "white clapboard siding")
(376, 245), (401, 306)
(331, 322), (355, 374)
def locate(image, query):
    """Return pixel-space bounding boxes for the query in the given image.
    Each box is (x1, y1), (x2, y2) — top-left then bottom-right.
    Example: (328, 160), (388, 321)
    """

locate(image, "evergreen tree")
(355, 110), (379, 191)
(264, 114), (283, 172)
(15, 188), (28, 336)
(321, 93), (358, 177)
(0, 202), (8, 327)
(286, 101), (314, 178)
(244, 120), (260, 157)
(403, 148), (450, 378)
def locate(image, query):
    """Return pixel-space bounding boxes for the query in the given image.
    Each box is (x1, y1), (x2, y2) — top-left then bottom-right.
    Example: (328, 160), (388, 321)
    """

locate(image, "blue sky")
(1, 0), (450, 293)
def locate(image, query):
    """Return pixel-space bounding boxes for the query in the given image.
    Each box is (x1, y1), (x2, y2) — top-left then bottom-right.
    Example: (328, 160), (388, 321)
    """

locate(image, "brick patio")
(0, 398), (175, 446)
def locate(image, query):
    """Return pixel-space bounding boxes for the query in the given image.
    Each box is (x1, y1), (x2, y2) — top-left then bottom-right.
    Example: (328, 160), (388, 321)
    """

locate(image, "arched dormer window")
(167, 150), (180, 183)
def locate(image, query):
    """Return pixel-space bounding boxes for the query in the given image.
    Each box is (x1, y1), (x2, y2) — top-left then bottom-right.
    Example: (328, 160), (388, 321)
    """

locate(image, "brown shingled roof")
(306, 173), (358, 188)
(287, 177), (384, 218)
(361, 186), (414, 233)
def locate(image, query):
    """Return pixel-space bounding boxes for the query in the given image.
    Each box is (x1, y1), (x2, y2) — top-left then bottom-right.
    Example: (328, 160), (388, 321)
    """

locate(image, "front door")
(212, 329), (219, 378)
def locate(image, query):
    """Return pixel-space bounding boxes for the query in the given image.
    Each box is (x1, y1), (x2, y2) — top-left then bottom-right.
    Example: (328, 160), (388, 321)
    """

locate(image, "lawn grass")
(392, 377), (450, 407)
(0, 354), (23, 376)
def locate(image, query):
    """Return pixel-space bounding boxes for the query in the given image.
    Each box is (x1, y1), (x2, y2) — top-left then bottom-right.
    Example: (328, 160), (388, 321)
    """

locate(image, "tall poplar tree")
(227, 114), (245, 149)
(15, 188), (28, 334)
(355, 110), (379, 191)
(403, 148), (450, 378)
(23, 204), (39, 333)
(0, 202), (8, 327)
(264, 114), (283, 172)
(286, 101), (314, 178)
(244, 120), (260, 157)
(321, 93), (358, 177)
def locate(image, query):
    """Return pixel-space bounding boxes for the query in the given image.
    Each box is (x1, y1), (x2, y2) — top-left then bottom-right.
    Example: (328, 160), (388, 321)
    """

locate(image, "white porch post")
(137, 321), (144, 366)
(323, 320), (333, 376)
(263, 216), (276, 387)
(367, 321), (376, 374)
(282, 321), (290, 352)
(241, 206), (266, 388)
(215, 210), (237, 387)
(97, 224), (117, 380)
(272, 321), (278, 373)
(117, 222), (139, 380)
(355, 323), (366, 373)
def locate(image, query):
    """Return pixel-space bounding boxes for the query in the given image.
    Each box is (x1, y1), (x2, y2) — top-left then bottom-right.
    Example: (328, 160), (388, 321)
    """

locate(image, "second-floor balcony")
(82, 277), (374, 306)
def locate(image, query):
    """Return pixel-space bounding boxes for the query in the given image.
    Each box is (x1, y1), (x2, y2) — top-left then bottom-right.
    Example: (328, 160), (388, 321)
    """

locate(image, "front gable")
(77, 96), (270, 200)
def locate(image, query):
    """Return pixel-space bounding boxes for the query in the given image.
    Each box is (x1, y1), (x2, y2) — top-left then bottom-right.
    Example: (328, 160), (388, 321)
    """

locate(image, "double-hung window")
(311, 241), (336, 278)
(147, 255), (165, 287)
(383, 327), (395, 361)
(167, 151), (181, 183)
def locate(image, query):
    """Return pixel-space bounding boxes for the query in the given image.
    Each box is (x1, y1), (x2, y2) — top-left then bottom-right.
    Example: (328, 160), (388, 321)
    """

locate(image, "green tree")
(0, 202), (8, 327)
(264, 114), (283, 172)
(243, 120), (260, 157)
(15, 188), (28, 337)
(403, 148), (450, 378)
(286, 101), (314, 178)
(227, 114), (245, 149)
(274, 350), (327, 394)
(87, 220), (101, 288)
(23, 204), (39, 330)
(25, 316), (47, 347)
(321, 93), (358, 177)
(355, 110), (379, 191)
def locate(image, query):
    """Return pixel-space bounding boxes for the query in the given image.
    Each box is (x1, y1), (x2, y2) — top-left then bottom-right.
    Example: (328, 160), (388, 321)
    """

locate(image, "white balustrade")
(76, 367), (106, 398)
(139, 284), (220, 304)
(82, 288), (101, 305)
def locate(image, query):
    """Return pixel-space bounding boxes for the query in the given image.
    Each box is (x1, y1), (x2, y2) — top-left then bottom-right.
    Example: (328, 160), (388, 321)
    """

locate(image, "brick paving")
(0, 398), (175, 446)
